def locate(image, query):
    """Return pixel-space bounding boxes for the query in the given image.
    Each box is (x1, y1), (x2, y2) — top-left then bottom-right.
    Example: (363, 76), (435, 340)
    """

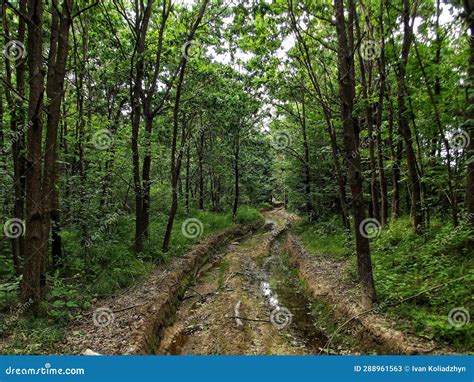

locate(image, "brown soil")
(284, 233), (454, 354)
(61, 221), (261, 355)
(60, 209), (452, 355)
(156, 210), (305, 355)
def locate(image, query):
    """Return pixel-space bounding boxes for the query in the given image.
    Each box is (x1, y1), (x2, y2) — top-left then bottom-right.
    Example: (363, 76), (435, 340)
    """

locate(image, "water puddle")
(260, 237), (329, 352)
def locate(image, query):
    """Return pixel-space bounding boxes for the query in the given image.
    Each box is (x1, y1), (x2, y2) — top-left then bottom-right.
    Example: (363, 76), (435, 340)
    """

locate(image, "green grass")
(293, 216), (474, 353)
(0, 205), (263, 354)
(292, 217), (352, 258)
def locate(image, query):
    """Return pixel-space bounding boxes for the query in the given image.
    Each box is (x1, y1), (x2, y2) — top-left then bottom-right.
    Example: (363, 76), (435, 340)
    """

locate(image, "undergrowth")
(0, 206), (263, 354)
(293, 215), (474, 353)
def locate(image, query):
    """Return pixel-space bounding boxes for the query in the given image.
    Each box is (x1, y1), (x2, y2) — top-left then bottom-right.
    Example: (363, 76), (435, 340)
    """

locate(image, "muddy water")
(155, 213), (360, 355)
(261, 237), (329, 352)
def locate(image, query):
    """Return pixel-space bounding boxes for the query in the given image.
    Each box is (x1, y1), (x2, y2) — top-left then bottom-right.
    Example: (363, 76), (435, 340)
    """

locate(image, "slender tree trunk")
(2, 0), (27, 275)
(163, 0), (209, 252)
(300, 86), (316, 221)
(198, 119), (205, 210)
(396, 0), (423, 233)
(463, 0), (474, 225)
(232, 133), (240, 218)
(375, 0), (388, 226)
(185, 144), (190, 214)
(413, 42), (458, 226)
(334, 0), (376, 305)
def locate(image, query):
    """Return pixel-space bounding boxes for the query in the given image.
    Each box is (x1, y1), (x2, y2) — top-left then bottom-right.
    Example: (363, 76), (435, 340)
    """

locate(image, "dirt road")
(156, 210), (358, 355)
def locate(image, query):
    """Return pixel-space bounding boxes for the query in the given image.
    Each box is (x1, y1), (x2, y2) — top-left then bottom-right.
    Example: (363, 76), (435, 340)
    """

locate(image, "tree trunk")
(334, 0), (376, 305)
(375, 0), (388, 226)
(21, 0), (74, 308)
(396, 0), (423, 233)
(2, 0), (27, 275)
(464, 0), (474, 226)
(163, 0), (209, 252)
(232, 133), (240, 218)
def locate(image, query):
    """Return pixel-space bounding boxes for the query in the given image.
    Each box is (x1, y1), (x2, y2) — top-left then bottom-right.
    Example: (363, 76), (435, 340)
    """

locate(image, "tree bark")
(334, 0), (376, 305)
(464, 0), (474, 225)
(163, 0), (209, 252)
(395, 0), (423, 233)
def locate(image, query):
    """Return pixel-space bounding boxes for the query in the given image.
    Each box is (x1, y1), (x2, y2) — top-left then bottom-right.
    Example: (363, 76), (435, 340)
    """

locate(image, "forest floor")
(57, 209), (453, 355)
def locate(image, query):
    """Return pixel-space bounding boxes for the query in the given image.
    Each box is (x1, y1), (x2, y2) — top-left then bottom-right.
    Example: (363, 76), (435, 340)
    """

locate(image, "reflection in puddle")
(260, 281), (279, 307)
(260, 236), (329, 352)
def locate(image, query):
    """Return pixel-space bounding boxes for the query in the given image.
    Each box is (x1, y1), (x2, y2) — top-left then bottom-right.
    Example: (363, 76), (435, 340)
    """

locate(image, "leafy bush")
(235, 206), (264, 224)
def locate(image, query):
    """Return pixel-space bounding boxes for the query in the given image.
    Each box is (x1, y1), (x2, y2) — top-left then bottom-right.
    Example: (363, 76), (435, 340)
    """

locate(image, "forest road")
(156, 209), (350, 355)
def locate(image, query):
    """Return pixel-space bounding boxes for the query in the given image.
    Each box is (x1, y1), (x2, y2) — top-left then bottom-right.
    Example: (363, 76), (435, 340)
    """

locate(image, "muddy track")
(63, 209), (449, 355)
(155, 210), (369, 355)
